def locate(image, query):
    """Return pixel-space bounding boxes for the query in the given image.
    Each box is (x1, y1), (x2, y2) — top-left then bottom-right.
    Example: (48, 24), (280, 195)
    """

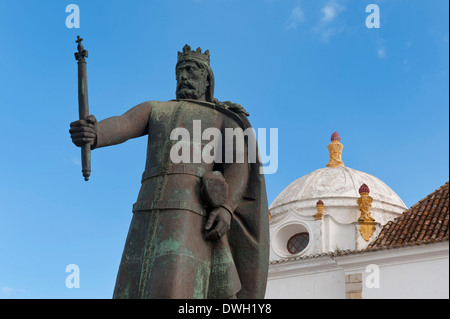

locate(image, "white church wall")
(266, 242), (449, 299)
(322, 215), (355, 252)
(361, 245), (449, 299)
(336, 242), (449, 299)
(266, 257), (345, 299)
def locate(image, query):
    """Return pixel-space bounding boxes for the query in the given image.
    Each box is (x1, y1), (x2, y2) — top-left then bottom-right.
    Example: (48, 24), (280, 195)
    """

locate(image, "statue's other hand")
(69, 115), (97, 147)
(204, 207), (232, 241)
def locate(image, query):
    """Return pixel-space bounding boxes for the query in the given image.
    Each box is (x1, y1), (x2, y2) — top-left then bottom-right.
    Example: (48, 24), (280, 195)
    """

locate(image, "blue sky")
(0, 0), (448, 298)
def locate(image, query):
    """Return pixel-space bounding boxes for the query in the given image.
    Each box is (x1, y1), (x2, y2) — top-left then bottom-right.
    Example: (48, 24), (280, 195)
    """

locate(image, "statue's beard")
(176, 80), (208, 100)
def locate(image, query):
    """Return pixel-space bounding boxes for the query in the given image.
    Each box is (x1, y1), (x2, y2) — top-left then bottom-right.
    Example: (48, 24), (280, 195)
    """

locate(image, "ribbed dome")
(270, 166), (407, 223)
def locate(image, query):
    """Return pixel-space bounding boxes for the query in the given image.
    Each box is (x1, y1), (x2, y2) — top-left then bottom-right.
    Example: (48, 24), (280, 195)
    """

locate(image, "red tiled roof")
(368, 182), (449, 249)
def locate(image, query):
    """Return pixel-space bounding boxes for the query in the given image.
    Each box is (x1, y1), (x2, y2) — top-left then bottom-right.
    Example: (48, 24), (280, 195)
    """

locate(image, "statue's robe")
(96, 100), (269, 299)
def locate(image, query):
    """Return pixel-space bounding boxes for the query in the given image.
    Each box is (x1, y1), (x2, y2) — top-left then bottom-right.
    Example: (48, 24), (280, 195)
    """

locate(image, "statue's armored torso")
(133, 100), (232, 216)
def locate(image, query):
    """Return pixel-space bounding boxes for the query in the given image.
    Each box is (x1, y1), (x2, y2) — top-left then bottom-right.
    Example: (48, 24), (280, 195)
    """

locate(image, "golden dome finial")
(326, 132), (345, 168)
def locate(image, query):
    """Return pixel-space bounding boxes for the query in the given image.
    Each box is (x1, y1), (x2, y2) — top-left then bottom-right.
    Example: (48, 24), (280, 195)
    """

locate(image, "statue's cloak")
(190, 100), (270, 299)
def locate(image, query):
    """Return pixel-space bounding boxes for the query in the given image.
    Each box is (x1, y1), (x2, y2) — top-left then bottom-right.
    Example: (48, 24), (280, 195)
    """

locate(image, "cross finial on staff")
(75, 35), (88, 60)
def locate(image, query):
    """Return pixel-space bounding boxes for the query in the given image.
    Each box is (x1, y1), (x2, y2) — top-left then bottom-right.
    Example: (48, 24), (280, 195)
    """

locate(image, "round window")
(287, 232), (310, 254)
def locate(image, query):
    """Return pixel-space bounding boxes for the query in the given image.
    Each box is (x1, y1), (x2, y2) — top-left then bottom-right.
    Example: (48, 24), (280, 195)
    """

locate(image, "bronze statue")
(69, 44), (269, 299)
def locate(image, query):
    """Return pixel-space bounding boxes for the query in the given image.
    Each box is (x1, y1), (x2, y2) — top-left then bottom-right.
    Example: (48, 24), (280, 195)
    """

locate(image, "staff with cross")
(72, 35), (92, 181)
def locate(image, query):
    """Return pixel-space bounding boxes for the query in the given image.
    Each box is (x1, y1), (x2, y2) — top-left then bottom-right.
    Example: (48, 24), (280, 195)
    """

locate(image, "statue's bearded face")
(176, 61), (209, 101)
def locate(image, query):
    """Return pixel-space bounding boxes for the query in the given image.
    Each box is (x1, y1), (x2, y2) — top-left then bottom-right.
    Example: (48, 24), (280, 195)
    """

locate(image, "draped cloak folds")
(197, 100), (270, 299)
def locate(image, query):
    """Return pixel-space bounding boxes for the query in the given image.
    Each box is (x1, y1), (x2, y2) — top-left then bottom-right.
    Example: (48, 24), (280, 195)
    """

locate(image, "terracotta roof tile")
(368, 182), (449, 249)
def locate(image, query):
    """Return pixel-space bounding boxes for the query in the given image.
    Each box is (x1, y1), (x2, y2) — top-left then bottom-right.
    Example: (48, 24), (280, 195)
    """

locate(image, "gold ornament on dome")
(314, 200), (324, 220)
(357, 184), (376, 241)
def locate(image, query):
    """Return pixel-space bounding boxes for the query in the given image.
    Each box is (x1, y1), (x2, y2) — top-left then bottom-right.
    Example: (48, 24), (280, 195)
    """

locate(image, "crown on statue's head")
(177, 44), (210, 65)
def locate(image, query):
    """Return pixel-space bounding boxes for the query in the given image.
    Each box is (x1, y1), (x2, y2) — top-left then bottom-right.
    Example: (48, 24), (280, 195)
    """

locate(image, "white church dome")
(270, 166), (407, 224)
(268, 132), (408, 260)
